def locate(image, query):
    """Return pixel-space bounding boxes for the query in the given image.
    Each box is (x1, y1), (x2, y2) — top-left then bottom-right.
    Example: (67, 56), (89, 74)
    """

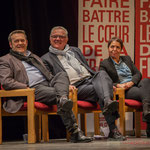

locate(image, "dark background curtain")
(0, 0), (78, 140)
(0, 0), (78, 56)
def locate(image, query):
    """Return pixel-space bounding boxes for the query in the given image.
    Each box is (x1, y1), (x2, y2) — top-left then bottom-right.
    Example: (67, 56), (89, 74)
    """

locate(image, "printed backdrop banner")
(135, 0), (150, 130)
(135, 0), (150, 78)
(78, 0), (135, 71)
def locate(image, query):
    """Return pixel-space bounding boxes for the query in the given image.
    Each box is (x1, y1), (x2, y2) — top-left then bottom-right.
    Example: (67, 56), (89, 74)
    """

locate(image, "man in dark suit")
(100, 37), (150, 138)
(0, 30), (92, 143)
(41, 26), (126, 141)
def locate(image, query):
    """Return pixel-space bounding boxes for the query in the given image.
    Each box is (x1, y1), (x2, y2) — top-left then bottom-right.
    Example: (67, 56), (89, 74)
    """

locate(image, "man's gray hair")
(50, 26), (68, 37)
(8, 30), (27, 43)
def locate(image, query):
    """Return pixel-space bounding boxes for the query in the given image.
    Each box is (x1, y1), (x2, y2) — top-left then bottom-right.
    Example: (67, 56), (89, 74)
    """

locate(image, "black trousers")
(125, 78), (150, 103)
(74, 70), (119, 126)
(125, 78), (150, 123)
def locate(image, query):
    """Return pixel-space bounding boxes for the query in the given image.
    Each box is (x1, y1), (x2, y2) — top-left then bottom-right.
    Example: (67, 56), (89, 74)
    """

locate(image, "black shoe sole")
(70, 139), (92, 143)
(61, 100), (73, 111)
(103, 101), (118, 115)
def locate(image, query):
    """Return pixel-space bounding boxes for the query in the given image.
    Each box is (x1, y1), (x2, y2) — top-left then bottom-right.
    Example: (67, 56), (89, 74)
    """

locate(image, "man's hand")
(113, 86), (116, 92)
(69, 85), (77, 92)
(125, 81), (134, 89)
(116, 81), (134, 90)
(116, 83), (127, 89)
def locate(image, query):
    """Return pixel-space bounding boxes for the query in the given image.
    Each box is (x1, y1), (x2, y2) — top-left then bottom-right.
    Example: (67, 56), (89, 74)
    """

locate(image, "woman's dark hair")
(108, 37), (123, 49)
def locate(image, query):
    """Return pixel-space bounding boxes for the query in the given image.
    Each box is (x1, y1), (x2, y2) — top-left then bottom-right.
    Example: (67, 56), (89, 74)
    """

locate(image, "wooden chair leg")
(35, 114), (41, 142)
(80, 114), (87, 136)
(118, 89), (126, 136)
(135, 112), (141, 137)
(94, 113), (100, 135)
(66, 131), (70, 142)
(119, 111), (126, 136)
(38, 114), (42, 141)
(0, 98), (2, 144)
(42, 114), (49, 142)
(27, 95), (36, 143)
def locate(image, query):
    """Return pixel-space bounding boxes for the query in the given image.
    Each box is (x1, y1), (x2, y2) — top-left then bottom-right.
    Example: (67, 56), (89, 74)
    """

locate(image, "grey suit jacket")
(0, 53), (48, 113)
(41, 46), (96, 78)
(100, 56), (142, 86)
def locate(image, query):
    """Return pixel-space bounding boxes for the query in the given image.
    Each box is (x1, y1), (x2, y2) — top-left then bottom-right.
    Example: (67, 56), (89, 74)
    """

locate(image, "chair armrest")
(0, 88), (35, 114)
(115, 88), (125, 96)
(114, 87), (125, 106)
(0, 88), (35, 97)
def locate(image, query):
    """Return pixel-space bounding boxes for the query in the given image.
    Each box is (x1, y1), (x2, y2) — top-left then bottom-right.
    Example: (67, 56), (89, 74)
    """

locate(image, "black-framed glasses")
(51, 35), (67, 39)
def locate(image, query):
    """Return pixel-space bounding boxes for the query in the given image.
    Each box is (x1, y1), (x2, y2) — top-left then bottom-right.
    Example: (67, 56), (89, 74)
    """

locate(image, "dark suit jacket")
(0, 53), (49, 113)
(100, 56), (142, 86)
(41, 46), (96, 77)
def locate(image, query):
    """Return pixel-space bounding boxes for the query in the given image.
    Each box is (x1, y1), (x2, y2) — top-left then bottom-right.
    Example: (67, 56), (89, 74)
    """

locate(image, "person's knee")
(140, 78), (150, 86)
(56, 72), (68, 77)
(98, 70), (109, 78)
(99, 70), (107, 75)
(143, 78), (150, 83)
(46, 88), (57, 99)
(98, 70), (113, 83)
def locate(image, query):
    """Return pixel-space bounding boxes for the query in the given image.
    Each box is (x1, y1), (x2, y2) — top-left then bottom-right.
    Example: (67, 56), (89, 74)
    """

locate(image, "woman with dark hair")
(100, 37), (150, 138)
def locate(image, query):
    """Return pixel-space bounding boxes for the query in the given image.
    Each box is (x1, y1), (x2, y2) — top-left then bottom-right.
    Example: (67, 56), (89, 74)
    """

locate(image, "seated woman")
(100, 37), (150, 138)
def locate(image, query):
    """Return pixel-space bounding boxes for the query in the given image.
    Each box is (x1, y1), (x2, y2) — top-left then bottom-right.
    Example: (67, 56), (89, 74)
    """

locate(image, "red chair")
(0, 87), (77, 143)
(77, 88), (143, 137)
(41, 89), (77, 142)
(78, 101), (101, 136)
(0, 88), (49, 144)
(115, 88), (142, 137)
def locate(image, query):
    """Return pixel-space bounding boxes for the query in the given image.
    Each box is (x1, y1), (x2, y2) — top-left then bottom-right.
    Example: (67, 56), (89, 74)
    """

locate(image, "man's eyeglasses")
(51, 35), (67, 39)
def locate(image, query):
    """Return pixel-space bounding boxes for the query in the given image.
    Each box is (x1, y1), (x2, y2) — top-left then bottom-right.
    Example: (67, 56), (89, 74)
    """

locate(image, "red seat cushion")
(124, 99), (142, 108)
(78, 101), (100, 110)
(21, 102), (57, 112)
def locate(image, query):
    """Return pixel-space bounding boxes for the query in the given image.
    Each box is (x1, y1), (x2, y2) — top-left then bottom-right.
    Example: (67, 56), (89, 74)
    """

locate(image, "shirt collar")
(111, 57), (122, 65)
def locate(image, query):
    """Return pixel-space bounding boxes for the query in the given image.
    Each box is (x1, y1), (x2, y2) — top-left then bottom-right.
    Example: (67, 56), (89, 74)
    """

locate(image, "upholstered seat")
(78, 88), (143, 137)
(0, 88), (50, 144)
(124, 99), (142, 108)
(21, 102), (57, 112)
(115, 88), (143, 137)
(41, 89), (77, 142)
(78, 101), (102, 136)
(78, 101), (100, 110)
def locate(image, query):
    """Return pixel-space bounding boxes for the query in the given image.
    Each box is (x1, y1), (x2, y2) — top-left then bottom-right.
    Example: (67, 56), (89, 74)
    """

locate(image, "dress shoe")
(57, 96), (73, 112)
(70, 131), (93, 143)
(108, 128), (127, 141)
(103, 100), (118, 115)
